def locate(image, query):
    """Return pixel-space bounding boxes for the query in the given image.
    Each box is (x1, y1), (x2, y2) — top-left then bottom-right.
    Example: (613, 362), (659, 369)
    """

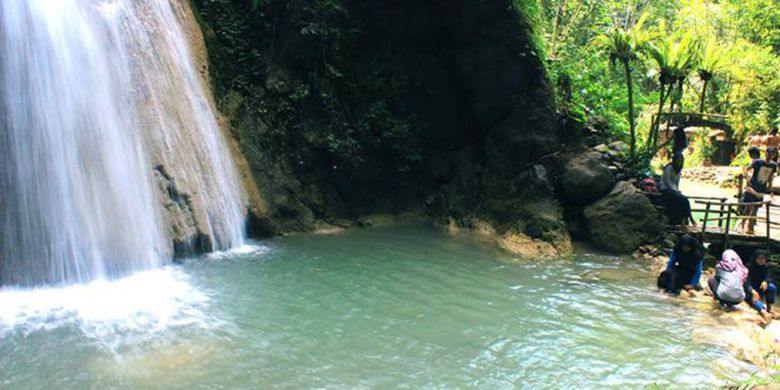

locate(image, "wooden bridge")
(654, 112), (733, 135)
(649, 173), (780, 251)
(680, 196), (780, 250)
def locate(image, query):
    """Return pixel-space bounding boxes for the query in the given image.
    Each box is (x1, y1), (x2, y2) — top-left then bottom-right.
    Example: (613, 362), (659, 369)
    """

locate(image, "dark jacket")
(748, 262), (771, 291)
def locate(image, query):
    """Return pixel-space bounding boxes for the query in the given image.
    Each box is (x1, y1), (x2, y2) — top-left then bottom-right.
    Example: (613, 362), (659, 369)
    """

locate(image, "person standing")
(741, 146), (777, 234)
(769, 128), (780, 162)
(737, 147), (763, 233)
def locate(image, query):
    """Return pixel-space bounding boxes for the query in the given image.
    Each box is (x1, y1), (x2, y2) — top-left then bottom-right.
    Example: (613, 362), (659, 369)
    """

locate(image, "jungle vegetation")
(520, 0), (779, 165)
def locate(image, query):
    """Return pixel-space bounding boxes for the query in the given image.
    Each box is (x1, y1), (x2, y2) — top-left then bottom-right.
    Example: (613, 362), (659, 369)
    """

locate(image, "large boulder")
(562, 152), (615, 204)
(583, 182), (663, 253)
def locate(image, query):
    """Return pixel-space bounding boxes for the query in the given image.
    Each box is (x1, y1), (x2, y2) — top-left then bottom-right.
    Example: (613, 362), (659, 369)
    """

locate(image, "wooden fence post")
(724, 204), (732, 249)
(737, 174), (744, 200)
(767, 202), (772, 250)
(701, 202), (711, 244)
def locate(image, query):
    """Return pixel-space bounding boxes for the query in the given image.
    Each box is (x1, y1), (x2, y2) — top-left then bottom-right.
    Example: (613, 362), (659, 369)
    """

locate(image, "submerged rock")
(583, 182), (663, 253)
(498, 231), (571, 258)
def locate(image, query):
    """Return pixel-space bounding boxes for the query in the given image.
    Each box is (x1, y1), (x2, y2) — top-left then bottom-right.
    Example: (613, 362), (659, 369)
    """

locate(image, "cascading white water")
(0, 0), (247, 286)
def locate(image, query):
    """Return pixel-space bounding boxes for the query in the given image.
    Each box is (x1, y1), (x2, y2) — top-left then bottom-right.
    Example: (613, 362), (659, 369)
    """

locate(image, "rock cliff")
(188, 0), (591, 255)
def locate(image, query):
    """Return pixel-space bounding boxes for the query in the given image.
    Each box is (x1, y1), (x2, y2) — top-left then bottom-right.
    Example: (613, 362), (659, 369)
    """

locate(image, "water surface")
(0, 226), (752, 388)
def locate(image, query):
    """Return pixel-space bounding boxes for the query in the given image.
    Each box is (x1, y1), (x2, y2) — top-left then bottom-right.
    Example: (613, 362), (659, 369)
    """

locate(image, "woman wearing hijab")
(657, 234), (703, 295)
(708, 250), (750, 308)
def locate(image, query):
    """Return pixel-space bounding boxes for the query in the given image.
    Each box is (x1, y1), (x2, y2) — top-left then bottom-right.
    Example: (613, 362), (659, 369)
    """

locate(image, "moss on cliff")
(191, 0), (573, 251)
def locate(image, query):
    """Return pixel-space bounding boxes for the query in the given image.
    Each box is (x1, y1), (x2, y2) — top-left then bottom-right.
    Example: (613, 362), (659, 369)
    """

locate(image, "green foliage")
(730, 367), (780, 388)
(698, 38), (723, 81)
(513, 0), (548, 63)
(249, 0), (267, 9)
(200, 0), (424, 182)
(590, 13), (651, 68)
(686, 132), (717, 167)
(726, 0), (780, 54)
(533, 0), (780, 168)
(590, 13), (653, 160)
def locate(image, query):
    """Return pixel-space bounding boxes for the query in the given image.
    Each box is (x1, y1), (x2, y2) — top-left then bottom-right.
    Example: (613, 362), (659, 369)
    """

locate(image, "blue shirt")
(665, 251), (703, 287)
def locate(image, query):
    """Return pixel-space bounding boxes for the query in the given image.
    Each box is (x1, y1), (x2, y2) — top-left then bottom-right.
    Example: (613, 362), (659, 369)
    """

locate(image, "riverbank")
(640, 249), (780, 377)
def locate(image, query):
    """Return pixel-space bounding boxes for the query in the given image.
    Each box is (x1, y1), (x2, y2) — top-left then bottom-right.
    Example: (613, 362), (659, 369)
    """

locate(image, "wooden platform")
(676, 197), (780, 250)
(676, 224), (780, 249)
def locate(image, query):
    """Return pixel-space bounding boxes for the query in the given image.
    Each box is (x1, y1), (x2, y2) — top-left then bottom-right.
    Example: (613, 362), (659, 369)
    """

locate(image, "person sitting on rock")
(740, 146), (777, 235)
(659, 152), (696, 226)
(745, 249), (776, 320)
(658, 234), (702, 295)
(708, 249), (751, 310)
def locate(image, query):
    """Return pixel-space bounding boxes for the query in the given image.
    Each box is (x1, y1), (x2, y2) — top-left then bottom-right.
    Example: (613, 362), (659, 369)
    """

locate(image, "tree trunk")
(624, 59), (636, 161)
(549, 0), (568, 59)
(649, 83), (668, 149)
(675, 78), (685, 112)
(699, 78), (709, 113)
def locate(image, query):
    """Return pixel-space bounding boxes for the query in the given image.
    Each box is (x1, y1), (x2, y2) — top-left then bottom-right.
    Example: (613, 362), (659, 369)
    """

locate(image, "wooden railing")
(694, 198), (780, 249)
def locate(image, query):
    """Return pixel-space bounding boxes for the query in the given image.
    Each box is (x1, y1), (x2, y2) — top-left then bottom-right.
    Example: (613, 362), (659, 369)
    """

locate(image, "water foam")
(204, 243), (269, 260)
(0, 267), (213, 343)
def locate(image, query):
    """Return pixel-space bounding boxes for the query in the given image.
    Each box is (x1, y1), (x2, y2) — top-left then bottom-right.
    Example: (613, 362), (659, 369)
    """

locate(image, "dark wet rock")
(192, 0), (575, 257)
(583, 182), (663, 253)
(561, 152), (615, 204)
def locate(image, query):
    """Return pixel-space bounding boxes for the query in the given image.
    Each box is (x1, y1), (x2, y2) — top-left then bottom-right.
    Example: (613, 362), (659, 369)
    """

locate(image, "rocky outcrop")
(561, 151), (615, 204)
(158, 0), (273, 250)
(153, 165), (200, 254)
(191, 0), (575, 255)
(583, 182), (663, 253)
(445, 211), (572, 259)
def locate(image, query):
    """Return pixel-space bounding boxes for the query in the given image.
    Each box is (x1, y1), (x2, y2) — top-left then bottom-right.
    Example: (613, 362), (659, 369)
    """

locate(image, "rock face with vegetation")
(190, 0), (581, 255)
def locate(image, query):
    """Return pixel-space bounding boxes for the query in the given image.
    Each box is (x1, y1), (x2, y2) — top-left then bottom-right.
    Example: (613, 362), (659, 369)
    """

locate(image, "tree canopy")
(519, 0), (779, 163)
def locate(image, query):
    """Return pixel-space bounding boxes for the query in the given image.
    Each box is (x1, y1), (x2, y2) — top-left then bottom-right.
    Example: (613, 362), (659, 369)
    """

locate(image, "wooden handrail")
(703, 216), (780, 225)
(694, 196), (777, 248)
(688, 195), (729, 201)
(694, 200), (770, 207)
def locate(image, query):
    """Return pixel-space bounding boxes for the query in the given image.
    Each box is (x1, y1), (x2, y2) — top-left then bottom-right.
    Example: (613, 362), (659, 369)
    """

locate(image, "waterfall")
(0, 0), (247, 286)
